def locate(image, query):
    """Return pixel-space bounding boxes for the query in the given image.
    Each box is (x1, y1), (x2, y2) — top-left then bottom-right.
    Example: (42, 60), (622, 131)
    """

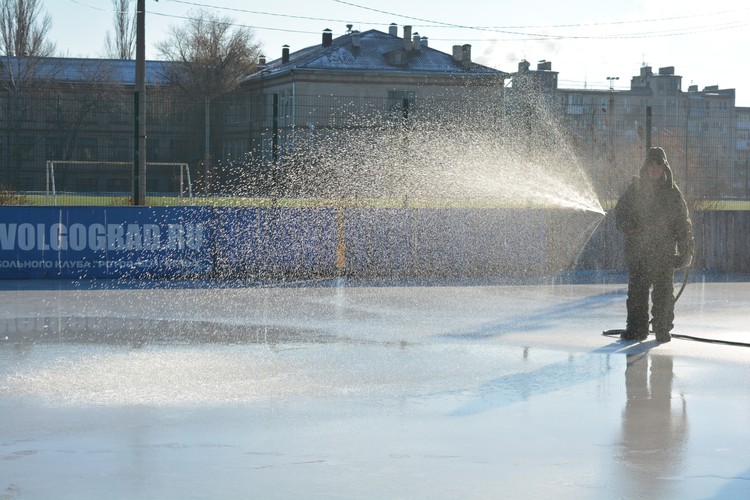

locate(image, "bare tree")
(0, 0), (57, 92)
(0, 0), (55, 57)
(155, 8), (261, 98)
(155, 8), (261, 191)
(104, 0), (135, 59)
(0, 0), (58, 188)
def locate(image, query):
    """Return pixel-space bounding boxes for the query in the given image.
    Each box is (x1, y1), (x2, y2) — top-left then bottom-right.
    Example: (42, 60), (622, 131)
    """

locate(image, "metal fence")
(563, 98), (749, 205)
(577, 210), (750, 273)
(0, 90), (748, 207)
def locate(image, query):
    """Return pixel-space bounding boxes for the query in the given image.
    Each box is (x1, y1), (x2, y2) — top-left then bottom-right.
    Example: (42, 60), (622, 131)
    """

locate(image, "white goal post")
(45, 160), (193, 205)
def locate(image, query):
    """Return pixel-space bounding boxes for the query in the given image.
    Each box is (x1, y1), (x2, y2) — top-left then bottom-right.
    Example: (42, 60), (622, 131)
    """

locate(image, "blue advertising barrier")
(342, 208), (548, 278)
(212, 207), (338, 277)
(1, 206), (588, 280)
(0, 206), (213, 279)
(343, 208), (412, 277)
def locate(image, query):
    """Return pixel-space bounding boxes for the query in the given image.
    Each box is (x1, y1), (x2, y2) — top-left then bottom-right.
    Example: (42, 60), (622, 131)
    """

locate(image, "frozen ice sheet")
(1, 277), (749, 499)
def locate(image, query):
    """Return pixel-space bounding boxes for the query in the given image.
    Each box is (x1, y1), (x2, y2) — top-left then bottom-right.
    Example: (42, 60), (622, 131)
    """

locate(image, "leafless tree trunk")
(105, 0), (135, 59)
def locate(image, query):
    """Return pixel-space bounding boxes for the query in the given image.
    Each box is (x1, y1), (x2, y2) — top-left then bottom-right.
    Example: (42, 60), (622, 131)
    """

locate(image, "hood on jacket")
(639, 146), (674, 188)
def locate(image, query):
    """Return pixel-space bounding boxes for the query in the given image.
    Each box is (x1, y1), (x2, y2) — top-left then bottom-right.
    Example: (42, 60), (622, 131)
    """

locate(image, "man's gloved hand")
(674, 254), (693, 269)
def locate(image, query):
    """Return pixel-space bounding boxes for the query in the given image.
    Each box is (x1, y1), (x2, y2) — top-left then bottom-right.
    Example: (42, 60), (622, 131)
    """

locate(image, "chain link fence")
(0, 90), (748, 208)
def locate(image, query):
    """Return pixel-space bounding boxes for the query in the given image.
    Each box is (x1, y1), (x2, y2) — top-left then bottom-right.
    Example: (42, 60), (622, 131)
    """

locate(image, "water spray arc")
(263, 87), (606, 277)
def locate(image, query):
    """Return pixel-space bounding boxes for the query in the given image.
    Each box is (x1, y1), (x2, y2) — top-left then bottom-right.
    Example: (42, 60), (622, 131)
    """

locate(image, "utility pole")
(606, 77), (618, 196)
(133, 0), (147, 205)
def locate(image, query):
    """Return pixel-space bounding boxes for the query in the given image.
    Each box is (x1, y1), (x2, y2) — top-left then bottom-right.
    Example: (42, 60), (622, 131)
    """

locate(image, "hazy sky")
(48, 0), (750, 105)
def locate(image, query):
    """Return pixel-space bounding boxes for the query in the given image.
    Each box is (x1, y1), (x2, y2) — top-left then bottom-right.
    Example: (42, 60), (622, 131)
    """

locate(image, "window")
(109, 138), (129, 161)
(108, 102), (128, 124)
(147, 138), (160, 162)
(76, 138), (97, 160)
(388, 90), (416, 117)
(45, 137), (62, 160)
(19, 136), (34, 160)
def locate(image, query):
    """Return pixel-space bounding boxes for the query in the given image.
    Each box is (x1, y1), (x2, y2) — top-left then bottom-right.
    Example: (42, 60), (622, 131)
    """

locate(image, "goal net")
(45, 161), (193, 205)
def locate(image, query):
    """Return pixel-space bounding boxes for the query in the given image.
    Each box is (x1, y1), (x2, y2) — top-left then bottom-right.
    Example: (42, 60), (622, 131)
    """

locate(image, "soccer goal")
(45, 160), (193, 206)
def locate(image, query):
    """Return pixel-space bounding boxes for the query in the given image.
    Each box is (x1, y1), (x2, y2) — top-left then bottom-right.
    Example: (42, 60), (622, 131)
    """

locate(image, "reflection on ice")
(619, 354), (688, 499)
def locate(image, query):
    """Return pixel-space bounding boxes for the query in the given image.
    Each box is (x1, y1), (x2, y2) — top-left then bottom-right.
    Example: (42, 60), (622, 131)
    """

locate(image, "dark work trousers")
(626, 262), (675, 334)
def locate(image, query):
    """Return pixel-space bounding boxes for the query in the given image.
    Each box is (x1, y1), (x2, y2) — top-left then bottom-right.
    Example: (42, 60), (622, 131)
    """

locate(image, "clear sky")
(47, 0), (750, 105)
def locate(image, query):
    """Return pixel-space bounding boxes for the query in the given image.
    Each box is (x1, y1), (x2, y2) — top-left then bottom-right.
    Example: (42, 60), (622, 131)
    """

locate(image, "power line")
(332, 0), (750, 29)
(168, 0), (370, 24)
(67, 0), (108, 12)
(148, 11), (325, 36)
(66, 0), (750, 44)
(427, 20), (750, 42)
(161, 1), (750, 42)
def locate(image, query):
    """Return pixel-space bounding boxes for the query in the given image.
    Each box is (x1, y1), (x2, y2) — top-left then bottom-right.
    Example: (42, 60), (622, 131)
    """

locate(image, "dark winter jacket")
(614, 160), (694, 268)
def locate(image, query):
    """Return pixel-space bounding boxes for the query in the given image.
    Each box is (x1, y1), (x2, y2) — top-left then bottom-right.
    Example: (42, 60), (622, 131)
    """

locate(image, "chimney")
(282, 45), (290, 64)
(258, 54), (266, 66)
(352, 30), (361, 47)
(413, 32), (421, 51)
(461, 44), (472, 66)
(389, 23), (398, 37)
(537, 60), (551, 71)
(322, 28), (333, 47)
(452, 45), (462, 62)
(421, 36), (428, 48)
(518, 60), (530, 73)
(403, 25), (412, 50)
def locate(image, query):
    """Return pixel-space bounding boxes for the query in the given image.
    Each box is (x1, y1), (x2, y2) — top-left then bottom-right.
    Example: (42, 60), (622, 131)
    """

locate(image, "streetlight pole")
(607, 76), (619, 91)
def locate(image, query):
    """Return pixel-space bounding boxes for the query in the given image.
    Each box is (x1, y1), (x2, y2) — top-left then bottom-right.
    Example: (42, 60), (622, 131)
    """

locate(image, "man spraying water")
(613, 147), (694, 343)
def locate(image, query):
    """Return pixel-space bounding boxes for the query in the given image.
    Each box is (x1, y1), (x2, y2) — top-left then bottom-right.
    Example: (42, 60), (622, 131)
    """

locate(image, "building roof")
(243, 29), (508, 83)
(0, 56), (175, 86)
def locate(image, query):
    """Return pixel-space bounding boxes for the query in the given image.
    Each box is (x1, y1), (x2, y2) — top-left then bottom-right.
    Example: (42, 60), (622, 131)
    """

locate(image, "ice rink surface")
(1, 275), (749, 499)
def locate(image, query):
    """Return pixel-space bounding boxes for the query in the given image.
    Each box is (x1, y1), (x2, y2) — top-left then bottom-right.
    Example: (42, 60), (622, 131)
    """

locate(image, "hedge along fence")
(0, 206), (746, 280)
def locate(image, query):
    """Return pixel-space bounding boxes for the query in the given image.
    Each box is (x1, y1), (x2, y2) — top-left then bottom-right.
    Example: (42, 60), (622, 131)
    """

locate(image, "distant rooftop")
(0, 56), (175, 86)
(243, 27), (508, 83)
